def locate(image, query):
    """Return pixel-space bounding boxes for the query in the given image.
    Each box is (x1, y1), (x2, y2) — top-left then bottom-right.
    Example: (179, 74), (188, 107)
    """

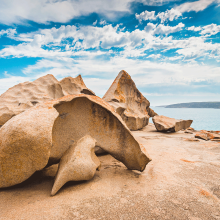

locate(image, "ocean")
(150, 107), (220, 131)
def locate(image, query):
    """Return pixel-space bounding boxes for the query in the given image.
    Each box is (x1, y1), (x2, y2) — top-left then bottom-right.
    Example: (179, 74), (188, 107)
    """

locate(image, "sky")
(0, 0), (220, 106)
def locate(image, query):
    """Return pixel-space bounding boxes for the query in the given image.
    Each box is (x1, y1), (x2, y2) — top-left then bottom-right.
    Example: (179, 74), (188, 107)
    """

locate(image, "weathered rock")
(0, 74), (63, 127)
(195, 130), (220, 141)
(103, 70), (157, 131)
(50, 95), (151, 170)
(195, 132), (209, 141)
(51, 135), (100, 196)
(0, 74), (95, 127)
(153, 115), (193, 132)
(0, 105), (58, 188)
(0, 94), (151, 188)
(59, 75), (95, 96)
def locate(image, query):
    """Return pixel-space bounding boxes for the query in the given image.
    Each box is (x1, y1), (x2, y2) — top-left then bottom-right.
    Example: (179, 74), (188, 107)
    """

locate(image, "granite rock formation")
(153, 115), (193, 132)
(103, 70), (157, 131)
(0, 74), (95, 127)
(0, 94), (151, 188)
(51, 135), (101, 196)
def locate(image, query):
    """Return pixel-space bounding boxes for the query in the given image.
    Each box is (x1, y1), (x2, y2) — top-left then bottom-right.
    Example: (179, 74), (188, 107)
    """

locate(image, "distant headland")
(158, 102), (220, 109)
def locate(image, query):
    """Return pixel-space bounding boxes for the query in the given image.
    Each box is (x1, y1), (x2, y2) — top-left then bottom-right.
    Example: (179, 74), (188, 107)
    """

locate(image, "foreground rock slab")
(0, 94), (151, 188)
(51, 135), (100, 196)
(153, 115), (193, 132)
(103, 70), (157, 131)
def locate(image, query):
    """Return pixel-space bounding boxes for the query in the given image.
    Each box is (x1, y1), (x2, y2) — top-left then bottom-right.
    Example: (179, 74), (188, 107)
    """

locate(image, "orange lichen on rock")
(199, 189), (211, 197)
(195, 130), (220, 141)
(180, 159), (195, 163)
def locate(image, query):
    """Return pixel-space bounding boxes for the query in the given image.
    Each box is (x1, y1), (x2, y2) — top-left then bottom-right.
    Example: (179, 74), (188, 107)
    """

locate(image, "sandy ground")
(0, 123), (220, 220)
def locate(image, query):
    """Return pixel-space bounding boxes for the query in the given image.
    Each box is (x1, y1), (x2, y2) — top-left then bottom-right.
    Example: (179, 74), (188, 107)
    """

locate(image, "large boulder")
(0, 74), (95, 127)
(51, 135), (101, 196)
(103, 70), (157, 131)
(0, 94), (151, 188)
(0, 105), (58, 188)
(153, 115), (193, 132)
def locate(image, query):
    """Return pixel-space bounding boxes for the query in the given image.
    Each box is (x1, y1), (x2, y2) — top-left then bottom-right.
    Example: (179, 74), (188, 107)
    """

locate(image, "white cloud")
(0, 0), (180, 25)
(0, 0), (134, 25)
(0, 22), (219, 63)
(144, 22), (185, 36)
(135, 10), (156, 22)
(188, 23), (220, 36)
(200, 23), (220, 36)
(93, 20), (97, 25)
(100, 20), (107, 25)
(136, 0), (218, 23)
(153, 22), (185, 35)
(148, 54), (161, 58)
(188, 26), (202, 31)
(136, 8), (182, 23)
(157, 8), (182, 23)
(0, 28), (17, 38)
(175, 0), (216, 13)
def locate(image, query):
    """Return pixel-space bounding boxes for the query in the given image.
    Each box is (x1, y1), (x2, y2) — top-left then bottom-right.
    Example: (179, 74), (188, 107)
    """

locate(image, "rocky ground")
(0, 123), (220, 220)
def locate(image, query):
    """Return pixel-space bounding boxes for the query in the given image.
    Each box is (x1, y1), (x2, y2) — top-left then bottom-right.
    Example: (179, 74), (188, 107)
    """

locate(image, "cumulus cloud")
(145, 22), (185, 35)
(188, 23), (220, 36)
(157, 8), (182, 23)
(135, 11), (156, 23)
(200, 23), (220, 36)
(0, 28), (17, 38)
(0, 22), (219, 63)
(136, 0), (218, 23)
(136, 8), (182, 23)
(188, 26), (202, 31)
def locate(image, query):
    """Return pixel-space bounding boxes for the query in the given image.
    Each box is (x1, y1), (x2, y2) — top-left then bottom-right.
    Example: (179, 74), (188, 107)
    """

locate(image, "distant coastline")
(157, 102), (220, 109)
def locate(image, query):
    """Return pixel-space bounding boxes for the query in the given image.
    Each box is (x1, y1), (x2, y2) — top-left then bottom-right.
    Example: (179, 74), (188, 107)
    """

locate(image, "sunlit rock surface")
(51, 135), (101, 196)
(153, 115), (193, 132)
(0, 94), (151, 188)
(103, 70), (157, 131)
(0, 74), (95, 127)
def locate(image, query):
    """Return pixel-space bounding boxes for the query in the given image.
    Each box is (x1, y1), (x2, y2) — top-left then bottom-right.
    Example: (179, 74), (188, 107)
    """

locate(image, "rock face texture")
(0, 74), (63, 127)
(51, 135), (101, 196)
(0, 105), (58, 188)
(0, 74), (95, 127)
(153, 115), (193, 132)
(103, 70), (157, 130)
(0, 94), (151, 188)
(60, 75), (95, 96)
(50, 95), (151, 170)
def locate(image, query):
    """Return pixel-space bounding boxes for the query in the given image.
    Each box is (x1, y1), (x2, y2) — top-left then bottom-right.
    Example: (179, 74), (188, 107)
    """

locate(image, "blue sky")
(0, 0), (220, 105)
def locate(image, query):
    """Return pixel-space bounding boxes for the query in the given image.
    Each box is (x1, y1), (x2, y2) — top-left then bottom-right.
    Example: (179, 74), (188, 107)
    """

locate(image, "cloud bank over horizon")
(0, 0), (220, 105)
